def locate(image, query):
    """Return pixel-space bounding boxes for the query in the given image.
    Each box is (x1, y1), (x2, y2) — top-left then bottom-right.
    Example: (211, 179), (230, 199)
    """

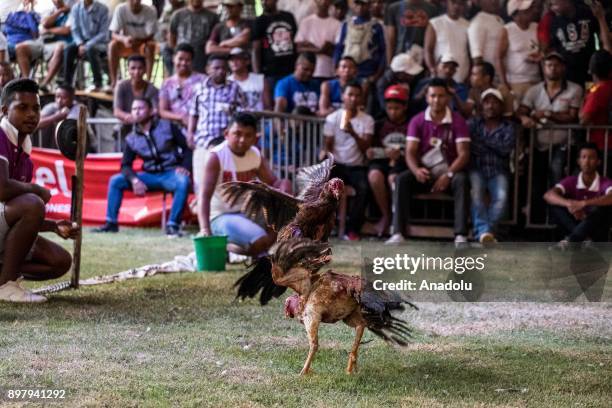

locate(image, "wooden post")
(70, 106), (88, 289)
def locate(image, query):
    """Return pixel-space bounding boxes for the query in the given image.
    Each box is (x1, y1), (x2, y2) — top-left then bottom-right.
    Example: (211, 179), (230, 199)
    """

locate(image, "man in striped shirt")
(188, 53), (247, 190)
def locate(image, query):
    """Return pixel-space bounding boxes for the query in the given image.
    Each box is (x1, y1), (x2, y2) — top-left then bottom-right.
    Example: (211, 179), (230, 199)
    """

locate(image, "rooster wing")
(268, 238), (332, 294)
(296, 153), (335, 202)
(219, 181), (300, 232)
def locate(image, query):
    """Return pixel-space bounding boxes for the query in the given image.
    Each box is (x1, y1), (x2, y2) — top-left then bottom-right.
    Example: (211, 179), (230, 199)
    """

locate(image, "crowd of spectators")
(0, 0), (611, 245)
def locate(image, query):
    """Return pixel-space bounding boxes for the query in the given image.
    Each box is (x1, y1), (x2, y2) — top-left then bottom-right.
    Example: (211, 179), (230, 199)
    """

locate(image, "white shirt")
(0, 33), (8, 62)
(228, 72), (264, 111)
(324, 109), (374, 166)
(503, 22), (540, 84)
(430, 14), (470, 83)
(468, 11), (504, 66)
(295, 14), (341, 78)
(109, 3), (158, 39)
(278, 0), (316, 24)
(209, 141), (262, 220)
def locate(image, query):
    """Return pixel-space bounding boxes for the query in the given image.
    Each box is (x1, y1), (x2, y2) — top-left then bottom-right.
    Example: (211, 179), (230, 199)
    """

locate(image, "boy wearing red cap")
(365, 85), (410, 237)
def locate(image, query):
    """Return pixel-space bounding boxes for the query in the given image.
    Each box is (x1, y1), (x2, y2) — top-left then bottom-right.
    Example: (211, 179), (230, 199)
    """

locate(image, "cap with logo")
(384, 85), (409, 103)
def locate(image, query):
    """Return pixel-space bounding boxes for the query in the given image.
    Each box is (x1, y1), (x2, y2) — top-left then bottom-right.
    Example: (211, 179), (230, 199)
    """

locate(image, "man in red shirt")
(0, 79), (79, 303)
(580, 50), (612, 156)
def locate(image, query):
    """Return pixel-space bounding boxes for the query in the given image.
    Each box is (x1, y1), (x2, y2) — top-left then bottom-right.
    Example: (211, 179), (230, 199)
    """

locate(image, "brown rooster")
(220, 155), (344, 304)
(270, 238), (416, 375)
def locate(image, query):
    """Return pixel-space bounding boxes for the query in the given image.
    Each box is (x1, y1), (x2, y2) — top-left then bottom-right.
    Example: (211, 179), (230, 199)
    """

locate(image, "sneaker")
(340, 231), (360, 241)
(454, 235), (468, 244)
(385, 233), (406, 244)
(165, 224), (183, 238)
(548, 238), (569, 252)
(228, 252), (249, 264)
(85, 85), (101, 93)
(92, 222), (119, 233)
(479, 232), (496, 244)
(102, 85), (114, 94)
(0, 279), (47, 303)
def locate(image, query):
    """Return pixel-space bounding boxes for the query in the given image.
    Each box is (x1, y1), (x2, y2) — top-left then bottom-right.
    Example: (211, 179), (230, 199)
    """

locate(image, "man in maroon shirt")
(544, 143), (612, 243)
(0, 79), (79, 303)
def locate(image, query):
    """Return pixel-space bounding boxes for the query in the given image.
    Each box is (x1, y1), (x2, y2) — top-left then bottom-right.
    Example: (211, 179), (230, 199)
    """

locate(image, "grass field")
(0, 229), (610, 407)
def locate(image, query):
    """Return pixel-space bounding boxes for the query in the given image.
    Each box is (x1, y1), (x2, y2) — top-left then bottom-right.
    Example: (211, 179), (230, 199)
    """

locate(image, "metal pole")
(71, 106), (88, 289)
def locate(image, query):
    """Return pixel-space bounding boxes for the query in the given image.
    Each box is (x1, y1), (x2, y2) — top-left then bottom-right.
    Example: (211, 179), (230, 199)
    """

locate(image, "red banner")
(31, 147), (187, 226)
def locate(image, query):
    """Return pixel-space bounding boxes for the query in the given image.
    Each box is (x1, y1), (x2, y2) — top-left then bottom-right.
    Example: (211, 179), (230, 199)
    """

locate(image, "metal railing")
(31, 114), (612, 232)
(251, 110), (325, 192)
(525, 124), (612, 228)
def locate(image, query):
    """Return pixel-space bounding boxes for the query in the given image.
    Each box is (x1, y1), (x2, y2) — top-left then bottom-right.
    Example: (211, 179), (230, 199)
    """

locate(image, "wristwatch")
(446, 171), (454, 179)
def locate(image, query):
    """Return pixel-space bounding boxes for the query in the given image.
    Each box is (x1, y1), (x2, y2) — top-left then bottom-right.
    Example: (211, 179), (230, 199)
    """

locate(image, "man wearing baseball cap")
(206, 0), (250, 57)
(375, 52), (424, 117)
(228, 47), (271, 111)
(469, 88), (516, 243)
(366, 84), (411, 237)
(497, 0), (541, 104)
(413, 54), (469, 114)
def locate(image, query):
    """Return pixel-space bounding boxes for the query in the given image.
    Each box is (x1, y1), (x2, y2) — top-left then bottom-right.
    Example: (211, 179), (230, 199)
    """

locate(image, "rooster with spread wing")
(270, 238), (416, 374)
(220, 155), (344, 304)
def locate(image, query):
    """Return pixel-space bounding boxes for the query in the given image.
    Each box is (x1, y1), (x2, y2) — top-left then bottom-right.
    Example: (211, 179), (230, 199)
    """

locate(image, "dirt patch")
(407, 302), (612, 338)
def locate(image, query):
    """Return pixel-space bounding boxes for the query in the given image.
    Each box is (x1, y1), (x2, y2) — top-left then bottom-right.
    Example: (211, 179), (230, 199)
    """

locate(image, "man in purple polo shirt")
(0, 79), (79, 303)
(544, 143), (612, 243)
(386, 78), (471, 244)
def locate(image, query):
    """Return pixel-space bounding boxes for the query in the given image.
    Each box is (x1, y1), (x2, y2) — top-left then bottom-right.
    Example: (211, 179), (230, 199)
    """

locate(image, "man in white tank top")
(424, 0), (470, 83)
(496, 0), (542, 106)
(228, 47), (271, 111)
(198, 113), (292, 256)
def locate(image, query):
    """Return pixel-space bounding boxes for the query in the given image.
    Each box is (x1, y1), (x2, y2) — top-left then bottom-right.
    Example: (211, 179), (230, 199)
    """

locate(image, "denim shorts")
(210, 213), (267, 249)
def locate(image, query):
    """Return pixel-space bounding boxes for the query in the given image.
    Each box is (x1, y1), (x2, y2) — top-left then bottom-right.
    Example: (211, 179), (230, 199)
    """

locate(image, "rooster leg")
(299, 314), (320, 375)
(346, 324), (365, 374)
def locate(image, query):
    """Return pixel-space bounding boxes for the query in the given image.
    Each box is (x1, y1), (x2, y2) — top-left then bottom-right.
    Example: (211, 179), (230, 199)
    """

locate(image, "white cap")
(507, 0), (534, 16)
(439, 53), (458, 66)
(390, 53), (424, 76)
(481, 88), (504, 102)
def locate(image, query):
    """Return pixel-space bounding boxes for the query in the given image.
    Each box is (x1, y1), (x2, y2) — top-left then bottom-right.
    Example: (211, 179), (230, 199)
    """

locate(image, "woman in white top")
(496, 0), (542, 104)
(424, 0), (470, 83)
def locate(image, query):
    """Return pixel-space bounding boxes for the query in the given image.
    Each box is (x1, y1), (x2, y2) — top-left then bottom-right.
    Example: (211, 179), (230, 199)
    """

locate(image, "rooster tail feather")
(359, 288), (417, 346)
(234, 257), (287, 305)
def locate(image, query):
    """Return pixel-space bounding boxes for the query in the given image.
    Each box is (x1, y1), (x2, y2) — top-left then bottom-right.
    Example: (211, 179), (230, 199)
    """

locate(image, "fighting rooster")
(270, 238), (416, 374)
(220, 155), (344, 304)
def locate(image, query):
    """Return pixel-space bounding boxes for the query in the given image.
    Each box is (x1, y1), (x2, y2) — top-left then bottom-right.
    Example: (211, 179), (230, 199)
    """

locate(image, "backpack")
(342, 18), (375, 64)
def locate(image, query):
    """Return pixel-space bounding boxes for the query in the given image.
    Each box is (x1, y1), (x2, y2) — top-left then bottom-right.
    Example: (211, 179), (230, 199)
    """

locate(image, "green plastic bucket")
(193, 235), (228, 272)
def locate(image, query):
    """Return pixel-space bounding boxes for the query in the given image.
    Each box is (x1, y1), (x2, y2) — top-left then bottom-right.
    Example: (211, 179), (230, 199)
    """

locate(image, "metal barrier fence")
(32, 115), (612, 231)
(526, 124), (612, 229)
(252, 110), (325, 192)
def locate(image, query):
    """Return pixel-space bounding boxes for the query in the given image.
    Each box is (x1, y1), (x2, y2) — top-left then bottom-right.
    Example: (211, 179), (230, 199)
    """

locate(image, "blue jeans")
(211, 213), (267, 249)
(469, 171), (509, 239)
(106, 170), (191, 226)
